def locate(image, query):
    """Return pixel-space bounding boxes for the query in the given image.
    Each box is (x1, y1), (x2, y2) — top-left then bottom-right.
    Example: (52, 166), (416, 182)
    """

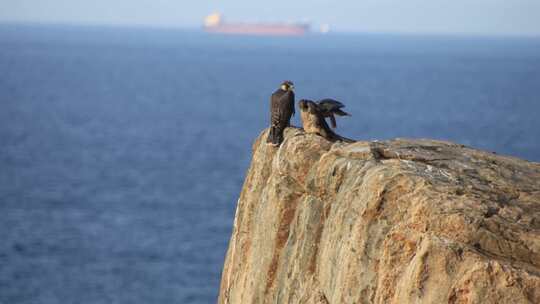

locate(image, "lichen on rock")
(219, 127), (540, 304)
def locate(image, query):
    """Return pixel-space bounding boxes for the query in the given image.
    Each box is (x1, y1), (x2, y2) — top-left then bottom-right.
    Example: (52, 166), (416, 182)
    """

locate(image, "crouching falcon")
(267, 80), (295, 146)
(299, 99), (354, 143)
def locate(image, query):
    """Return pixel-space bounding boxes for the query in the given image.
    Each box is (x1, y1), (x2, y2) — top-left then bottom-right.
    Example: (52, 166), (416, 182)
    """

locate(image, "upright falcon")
(267, 80), (295, 146)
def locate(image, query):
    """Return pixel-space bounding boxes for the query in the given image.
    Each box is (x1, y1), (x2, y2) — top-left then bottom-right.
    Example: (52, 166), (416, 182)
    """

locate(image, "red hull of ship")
(205, 24), (309, 36)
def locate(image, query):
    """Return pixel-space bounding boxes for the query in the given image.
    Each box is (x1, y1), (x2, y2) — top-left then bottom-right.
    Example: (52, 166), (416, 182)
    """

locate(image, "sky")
(1, 0), (540, 36)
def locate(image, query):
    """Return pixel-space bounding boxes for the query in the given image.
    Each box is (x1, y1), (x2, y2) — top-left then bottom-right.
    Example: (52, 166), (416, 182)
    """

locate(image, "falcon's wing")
(276, 91), (294, 125)
(289, 91), (295, 117)
(318, 98), (344, 108)
(321, 112), (354, 142)
(270, 90), (284, 126)
(316, 110), (333, 133)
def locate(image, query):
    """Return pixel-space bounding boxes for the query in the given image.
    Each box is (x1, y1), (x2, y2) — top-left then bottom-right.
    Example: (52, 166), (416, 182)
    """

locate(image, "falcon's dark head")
(280, 80), (294, 92)
(299, 99), (317, 114)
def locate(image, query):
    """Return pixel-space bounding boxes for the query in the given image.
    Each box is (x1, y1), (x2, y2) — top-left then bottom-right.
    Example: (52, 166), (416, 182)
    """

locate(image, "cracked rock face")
(218, 127), (540, 304)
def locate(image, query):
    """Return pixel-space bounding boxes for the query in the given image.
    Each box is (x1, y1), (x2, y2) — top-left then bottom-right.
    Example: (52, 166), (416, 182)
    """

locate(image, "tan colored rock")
(218, 127), (540, 304)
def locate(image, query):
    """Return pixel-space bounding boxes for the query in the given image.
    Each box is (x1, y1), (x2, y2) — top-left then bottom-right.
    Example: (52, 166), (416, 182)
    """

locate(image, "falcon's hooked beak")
(281, 81), (294, 91)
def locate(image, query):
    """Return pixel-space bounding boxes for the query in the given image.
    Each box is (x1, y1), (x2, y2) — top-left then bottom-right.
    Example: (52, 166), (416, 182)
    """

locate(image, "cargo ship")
(203, 13), (310, 36)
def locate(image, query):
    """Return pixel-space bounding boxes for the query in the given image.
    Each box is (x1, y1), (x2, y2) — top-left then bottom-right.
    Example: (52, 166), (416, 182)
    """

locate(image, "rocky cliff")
(218, 127), (540, 304)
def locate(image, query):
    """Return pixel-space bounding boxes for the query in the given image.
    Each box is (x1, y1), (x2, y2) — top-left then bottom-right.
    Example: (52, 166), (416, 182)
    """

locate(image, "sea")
(0, 24), (539, 304)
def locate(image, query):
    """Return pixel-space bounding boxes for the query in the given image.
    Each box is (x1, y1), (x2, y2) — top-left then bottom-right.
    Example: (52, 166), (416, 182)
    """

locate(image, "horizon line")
(1, 20), (539, 39)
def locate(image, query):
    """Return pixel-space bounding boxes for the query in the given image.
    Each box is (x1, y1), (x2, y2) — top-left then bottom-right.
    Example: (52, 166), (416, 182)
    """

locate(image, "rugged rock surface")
(218, 127), (540, 304)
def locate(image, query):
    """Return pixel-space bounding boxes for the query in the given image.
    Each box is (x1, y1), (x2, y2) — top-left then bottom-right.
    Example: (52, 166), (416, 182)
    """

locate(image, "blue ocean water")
(0, 24), (539, 303)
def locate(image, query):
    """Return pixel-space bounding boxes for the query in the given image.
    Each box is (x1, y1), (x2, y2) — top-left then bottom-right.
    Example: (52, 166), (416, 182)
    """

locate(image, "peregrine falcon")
(299, 99), (354, 143)
(317, 98), (351, 129)
(267, 80), (295, 146)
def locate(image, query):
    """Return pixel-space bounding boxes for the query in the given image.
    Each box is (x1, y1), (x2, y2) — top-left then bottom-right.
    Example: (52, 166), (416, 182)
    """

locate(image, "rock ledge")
(219, 128), (540, 304)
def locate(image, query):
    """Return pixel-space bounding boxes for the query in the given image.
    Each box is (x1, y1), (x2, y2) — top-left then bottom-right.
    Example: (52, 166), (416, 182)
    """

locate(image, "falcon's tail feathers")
(329, 130), (355, 143)
(338, 135), (355, 143)
(267, 127), (284, 146)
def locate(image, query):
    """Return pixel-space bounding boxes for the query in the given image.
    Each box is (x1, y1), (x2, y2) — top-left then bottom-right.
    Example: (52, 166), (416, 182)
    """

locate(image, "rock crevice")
(219, 127), (540, 304)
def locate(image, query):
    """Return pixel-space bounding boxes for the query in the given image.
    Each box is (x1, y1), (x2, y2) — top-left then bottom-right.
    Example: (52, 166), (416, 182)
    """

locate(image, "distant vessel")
(203, 13), (310, 36)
